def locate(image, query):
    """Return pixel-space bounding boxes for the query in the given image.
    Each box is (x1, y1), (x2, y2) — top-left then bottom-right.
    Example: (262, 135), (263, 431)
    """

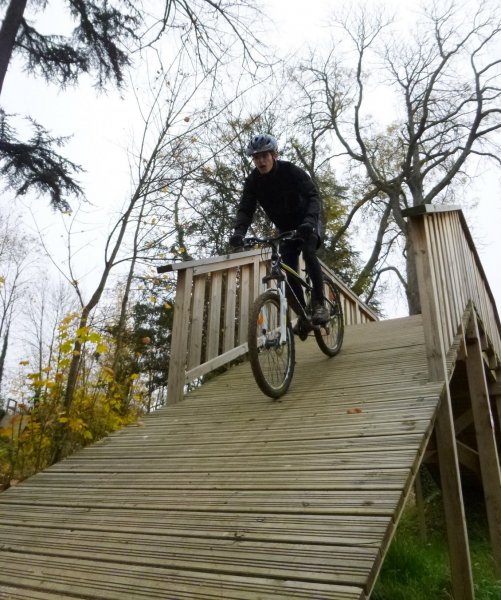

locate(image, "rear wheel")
(248, 291), (295, 398)
(314, 276), (344, 357)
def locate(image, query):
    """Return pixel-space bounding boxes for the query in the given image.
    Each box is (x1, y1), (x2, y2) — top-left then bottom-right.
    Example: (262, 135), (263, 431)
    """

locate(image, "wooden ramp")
(0, 315), (444, 600)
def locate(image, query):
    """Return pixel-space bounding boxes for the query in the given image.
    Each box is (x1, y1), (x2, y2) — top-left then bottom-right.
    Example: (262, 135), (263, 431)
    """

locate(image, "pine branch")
(0, 111), (83, 211)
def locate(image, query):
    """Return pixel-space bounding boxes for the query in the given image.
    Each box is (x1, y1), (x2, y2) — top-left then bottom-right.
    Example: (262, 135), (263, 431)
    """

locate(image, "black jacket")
(233, 160), (324, 237)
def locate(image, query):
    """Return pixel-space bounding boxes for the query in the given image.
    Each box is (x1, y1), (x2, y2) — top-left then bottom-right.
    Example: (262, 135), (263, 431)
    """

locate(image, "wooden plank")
(223, 267), (238, 353)
(0, 487), (404, 515)
(206, 271), (223, 360)
(1, 507), (389, 546)
(238, 264), (252, 345)
(16, 470), (412, 492)
(185, 343), (248, 383)
(187, 275), (206, 370)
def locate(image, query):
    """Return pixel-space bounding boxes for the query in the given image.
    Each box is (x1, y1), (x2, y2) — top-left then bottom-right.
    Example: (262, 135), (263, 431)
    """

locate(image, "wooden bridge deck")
(0, 315), (444, 600)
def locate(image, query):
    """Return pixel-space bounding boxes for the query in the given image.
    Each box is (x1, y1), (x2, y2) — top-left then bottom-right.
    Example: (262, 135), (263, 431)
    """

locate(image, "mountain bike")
(242, 231), (344, 398)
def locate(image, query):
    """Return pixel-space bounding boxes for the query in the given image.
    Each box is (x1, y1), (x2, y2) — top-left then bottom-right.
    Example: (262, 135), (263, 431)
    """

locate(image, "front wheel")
(248, 290), (295, 398)
(314, 276), (344, 357)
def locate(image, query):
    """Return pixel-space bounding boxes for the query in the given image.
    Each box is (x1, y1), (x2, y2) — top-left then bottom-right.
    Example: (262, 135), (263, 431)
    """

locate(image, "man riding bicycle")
(229, 133), (329, 337)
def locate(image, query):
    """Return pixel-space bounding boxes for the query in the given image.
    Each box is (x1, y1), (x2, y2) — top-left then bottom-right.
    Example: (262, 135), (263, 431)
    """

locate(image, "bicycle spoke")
(314, 276), (344, 357)
(248, 291), (295, 398)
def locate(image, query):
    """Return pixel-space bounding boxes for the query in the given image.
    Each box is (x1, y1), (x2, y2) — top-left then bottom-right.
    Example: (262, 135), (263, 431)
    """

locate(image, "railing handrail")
(157, 248), (264, 274)
(159, 249), (378, 404)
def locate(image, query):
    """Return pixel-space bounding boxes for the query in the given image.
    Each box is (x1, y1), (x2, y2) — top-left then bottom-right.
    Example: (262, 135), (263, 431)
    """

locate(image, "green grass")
(372, 493), (501, 600)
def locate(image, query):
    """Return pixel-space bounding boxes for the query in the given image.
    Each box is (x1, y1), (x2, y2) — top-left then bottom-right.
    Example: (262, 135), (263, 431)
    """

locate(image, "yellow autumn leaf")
(60, 341), (73, 353)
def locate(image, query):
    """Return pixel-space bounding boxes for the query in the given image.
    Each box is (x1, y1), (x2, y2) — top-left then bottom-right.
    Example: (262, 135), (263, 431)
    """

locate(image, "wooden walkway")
(0, 315), (444, 600)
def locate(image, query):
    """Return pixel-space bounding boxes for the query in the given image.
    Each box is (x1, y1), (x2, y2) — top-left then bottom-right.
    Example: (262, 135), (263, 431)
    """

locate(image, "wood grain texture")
(0, 315), (441, 600)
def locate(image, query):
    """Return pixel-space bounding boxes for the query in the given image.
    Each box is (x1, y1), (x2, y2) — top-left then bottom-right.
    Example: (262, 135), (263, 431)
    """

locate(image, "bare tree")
(0, 211), (38, 392)
(22, 277), (78, 379)
(294, 0), (501, 313)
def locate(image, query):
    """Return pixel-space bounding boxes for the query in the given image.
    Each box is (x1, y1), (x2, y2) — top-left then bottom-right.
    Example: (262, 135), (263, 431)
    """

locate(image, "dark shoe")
(293, 316), (311, 341)
(312, 304), (330, 325)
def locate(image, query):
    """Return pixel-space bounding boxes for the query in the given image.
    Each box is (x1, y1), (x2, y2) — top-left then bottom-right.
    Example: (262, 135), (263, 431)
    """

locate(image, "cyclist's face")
(252, 151), (276, 174)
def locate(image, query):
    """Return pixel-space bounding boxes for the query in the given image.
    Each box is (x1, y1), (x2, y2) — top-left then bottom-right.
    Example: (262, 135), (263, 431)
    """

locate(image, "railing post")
(166, 268), (194, 405)
(407, 208), (475, 600)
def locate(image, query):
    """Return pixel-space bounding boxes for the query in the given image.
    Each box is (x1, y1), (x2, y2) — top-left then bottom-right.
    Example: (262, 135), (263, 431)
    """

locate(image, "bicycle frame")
(260, 237), (290, 345)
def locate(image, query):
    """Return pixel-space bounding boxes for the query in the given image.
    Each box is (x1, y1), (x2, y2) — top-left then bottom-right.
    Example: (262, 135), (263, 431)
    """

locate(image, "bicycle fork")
(277, 280), (288, 344)
(260, 280), (288, 348)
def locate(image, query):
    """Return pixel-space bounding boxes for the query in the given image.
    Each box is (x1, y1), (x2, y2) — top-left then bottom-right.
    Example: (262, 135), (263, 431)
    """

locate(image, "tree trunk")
(0, 323), (10, 392)
(0, 0), (27, 96)
(405, 236), (421, 314)
(352, 202), (392, 296)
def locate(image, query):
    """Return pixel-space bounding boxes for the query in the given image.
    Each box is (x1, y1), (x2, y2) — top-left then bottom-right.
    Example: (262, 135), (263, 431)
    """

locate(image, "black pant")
(281, 234), (324, 314)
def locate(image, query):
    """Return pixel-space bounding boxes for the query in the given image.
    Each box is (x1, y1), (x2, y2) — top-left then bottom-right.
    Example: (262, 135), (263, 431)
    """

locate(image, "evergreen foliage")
(0, 110), (83, 210)
(12, 0), (138, 88)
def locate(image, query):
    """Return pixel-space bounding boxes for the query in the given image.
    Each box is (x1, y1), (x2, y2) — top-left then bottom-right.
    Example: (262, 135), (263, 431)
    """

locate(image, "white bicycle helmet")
(245, 134), (278, 157)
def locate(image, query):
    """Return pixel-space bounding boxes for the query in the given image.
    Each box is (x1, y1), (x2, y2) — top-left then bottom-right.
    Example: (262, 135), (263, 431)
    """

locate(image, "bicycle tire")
(248, 290), (295, 398)
(314, 276), (344, 357)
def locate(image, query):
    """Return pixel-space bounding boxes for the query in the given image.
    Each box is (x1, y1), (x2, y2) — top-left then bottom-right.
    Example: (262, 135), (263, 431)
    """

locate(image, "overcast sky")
(1, 0), (500, 319)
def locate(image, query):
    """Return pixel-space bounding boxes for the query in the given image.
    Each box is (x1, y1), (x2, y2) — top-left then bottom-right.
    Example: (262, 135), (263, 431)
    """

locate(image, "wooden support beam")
(490, 374), (501, 445)
(465, 312), (501, 574)
(454, 408), (474, 436)
(408, 213), (474, 599)
(414, 469), (428, 541)
(434, 389), (475, 600)
(456, 441), (481, 477)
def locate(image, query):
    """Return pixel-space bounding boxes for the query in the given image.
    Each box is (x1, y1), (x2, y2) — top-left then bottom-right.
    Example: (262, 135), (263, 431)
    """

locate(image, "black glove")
(229, 233), (244, 247)
(296, 223), (314, 240)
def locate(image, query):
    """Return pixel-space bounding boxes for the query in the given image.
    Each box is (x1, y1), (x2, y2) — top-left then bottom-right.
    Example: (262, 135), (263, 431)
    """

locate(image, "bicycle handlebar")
(242, 231), (300, 249)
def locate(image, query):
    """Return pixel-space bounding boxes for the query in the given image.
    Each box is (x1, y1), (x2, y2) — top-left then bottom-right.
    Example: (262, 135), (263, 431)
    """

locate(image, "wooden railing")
(158, 249), (378, 404)
(405, 205), (501, 379)
(406, 205), (501, 598)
